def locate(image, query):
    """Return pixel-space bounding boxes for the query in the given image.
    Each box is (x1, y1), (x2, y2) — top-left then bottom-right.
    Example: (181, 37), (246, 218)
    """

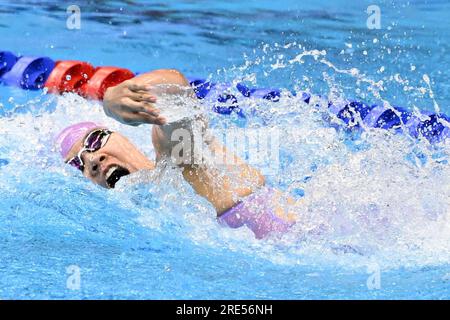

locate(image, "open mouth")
(105, 165), (130, 188)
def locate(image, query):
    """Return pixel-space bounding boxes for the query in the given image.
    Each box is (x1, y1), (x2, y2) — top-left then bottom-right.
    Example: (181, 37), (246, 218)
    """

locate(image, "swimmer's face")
(65, 130), (154, 188)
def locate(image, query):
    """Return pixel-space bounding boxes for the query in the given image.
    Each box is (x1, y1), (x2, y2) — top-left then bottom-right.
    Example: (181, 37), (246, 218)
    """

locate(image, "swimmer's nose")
(86, 153), (107, 176)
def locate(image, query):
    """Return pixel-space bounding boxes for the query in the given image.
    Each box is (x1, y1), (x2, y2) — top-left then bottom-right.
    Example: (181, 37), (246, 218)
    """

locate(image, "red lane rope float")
(80, 66), (134, 100)
(44, 60), (95, 95)
(45, 62), (134, 100)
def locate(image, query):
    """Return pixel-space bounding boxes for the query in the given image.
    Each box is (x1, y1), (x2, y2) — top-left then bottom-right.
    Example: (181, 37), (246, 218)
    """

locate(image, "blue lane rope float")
(236, 83), (281, 101)
(0, 50), (449, 143)
(0, 51), (18, 78)
(326, 99), (449, 143)
(1, 55), (55, 90)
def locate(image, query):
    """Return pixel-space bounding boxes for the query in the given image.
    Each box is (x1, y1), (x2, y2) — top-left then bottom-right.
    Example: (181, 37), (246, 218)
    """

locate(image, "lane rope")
(0, 50), (448, 143)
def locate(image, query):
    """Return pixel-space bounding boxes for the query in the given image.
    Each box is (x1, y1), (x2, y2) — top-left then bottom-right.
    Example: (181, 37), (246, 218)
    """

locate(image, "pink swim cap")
(55, 122), (101, 158)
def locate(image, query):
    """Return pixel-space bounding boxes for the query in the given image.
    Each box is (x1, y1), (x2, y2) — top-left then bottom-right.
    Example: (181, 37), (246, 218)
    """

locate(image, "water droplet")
(350, 68), (359, 76)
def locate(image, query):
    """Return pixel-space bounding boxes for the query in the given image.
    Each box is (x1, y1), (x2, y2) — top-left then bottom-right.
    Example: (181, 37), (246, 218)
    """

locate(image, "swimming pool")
(0, 0), (449, 299)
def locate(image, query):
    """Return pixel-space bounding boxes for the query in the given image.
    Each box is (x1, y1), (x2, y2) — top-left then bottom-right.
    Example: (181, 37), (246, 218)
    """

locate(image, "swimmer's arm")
(181, 150), (297, 222)
(179, 138), (266, 214)
(103, 69), (191, 126)
(153, 124), (298, 219)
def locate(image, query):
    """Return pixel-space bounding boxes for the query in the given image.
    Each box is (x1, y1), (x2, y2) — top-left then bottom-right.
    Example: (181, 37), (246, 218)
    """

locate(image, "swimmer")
(56, 69), (299, 239)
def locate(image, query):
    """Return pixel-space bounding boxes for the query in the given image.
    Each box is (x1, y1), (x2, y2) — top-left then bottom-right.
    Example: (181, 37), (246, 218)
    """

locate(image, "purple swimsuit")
(218, 188), (295, 239)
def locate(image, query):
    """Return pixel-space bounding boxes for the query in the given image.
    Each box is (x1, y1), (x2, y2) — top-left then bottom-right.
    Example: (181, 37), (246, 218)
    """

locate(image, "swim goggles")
(66, 128), (113, 171)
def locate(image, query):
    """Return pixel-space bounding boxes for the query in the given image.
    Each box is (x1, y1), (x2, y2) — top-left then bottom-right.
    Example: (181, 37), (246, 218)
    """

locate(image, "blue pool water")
(1, 0), (449, 299)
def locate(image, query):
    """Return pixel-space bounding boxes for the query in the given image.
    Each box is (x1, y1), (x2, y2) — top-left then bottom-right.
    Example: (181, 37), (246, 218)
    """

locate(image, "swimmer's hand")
(103, 79), (166, 126)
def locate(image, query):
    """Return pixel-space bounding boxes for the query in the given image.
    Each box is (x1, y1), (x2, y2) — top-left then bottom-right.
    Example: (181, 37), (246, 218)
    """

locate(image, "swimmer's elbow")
(259, 173), (266, 187)
(256, 169), (266, 188)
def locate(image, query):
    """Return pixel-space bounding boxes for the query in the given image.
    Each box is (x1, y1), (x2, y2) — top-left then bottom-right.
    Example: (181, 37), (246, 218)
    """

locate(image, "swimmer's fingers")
(127, 83), (152, 92)
(122, 112), (166, 126)
(140, 102), (161, 117)
(126, 89), (157, 103)
(103, 82), (165, 125)
(136, 112), (166, 125)
(120, 98), (166, 125)
(121, 98), (160, 117)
